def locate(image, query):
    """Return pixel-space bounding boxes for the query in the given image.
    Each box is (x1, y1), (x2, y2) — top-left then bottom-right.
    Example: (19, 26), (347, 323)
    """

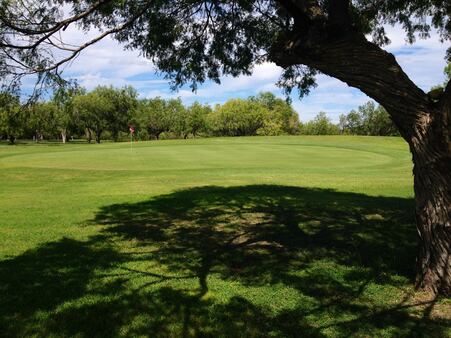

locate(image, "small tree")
(338, 114), (348, 135)
(209, 99), (268, 136)
(137, 98), (171, 140)
(341, 102), (398, 136)
(251, 92), (300, 135)
(302, 112), (339, 135)
(27, 102), (58, 141)
(0, 92), (22, 144)
(73, 92), (113, 143)
(52, 85), (84, 143)
(166, 98), (186, 138)
(364, 105), (398, 136)
(186, 102), (211, 138)
(92, 86), (138, 141)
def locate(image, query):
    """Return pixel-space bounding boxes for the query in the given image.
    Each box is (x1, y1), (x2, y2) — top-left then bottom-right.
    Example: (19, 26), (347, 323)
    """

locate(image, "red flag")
(129, 126), (135, 134)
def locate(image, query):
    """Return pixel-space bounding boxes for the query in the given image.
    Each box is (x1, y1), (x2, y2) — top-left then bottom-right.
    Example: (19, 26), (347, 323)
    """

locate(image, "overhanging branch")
(0, 0), (112, 41)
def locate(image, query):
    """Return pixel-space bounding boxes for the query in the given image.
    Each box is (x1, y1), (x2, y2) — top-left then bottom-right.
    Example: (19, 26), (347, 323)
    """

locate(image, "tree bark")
(112, 130), (119, 142)
(61, 129), (67, 144)
(412, 83), (451, 295)
(411, 124), (451, 295)
(271, 30), (451, 295)
(8, 135), (16, 144)
(86, 128), (92, 143)
(95, 129), (102, 143)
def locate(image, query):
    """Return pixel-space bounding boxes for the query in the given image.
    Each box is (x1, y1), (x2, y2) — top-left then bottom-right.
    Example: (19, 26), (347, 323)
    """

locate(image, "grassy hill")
(0, 136), (449, 337)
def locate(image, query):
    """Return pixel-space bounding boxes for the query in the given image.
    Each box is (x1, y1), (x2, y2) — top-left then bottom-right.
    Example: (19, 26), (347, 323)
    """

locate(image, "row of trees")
(299, 102), (397, 136)
(0, 89), (301, 143)
(1, 86), (397, 144)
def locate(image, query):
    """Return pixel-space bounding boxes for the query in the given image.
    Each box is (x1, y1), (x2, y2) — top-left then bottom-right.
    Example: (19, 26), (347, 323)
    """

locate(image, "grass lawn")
(0, 136), (449, 337)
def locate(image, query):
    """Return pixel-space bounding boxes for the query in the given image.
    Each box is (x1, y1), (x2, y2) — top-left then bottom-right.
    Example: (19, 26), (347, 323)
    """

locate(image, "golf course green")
(0, 136), (449, 337)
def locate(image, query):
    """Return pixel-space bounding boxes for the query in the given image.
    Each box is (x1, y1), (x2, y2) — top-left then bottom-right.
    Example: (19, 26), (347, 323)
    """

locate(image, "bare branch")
(35, 5), (149, 74)
(0, 0), (113, 48)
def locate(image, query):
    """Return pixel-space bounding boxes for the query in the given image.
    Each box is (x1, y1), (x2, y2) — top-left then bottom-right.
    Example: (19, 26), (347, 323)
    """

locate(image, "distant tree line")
(337, 101), (399, 136)
(0, 86), (398, 144)
(298, 102), (398, 136)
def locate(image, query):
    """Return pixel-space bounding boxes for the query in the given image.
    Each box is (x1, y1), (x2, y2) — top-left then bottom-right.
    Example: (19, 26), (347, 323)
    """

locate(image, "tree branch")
(270, 32), (430, 138)
(0, 0), (113, 48)
(441, 80), (451, 152)
(36, 6), (148, 74)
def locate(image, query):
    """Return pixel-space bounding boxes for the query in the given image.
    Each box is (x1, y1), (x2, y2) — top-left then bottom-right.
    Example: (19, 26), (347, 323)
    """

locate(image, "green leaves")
(0, 92), (22, 143)
(338, 101), (398, 136)
(301, 112), (340, 135)
(1, 1), (450, 98)
(208, 92), (300, 137)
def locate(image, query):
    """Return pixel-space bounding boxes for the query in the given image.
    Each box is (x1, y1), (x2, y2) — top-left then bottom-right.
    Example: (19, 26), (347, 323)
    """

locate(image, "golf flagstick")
(129, 126), (135, 152)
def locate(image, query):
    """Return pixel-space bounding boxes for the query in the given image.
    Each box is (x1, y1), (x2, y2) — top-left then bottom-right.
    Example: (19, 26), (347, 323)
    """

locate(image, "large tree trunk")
(411, 87), (451, 295)
(61, 129), (67, 144)
(271, 28), (451, 294)
(412, 135), (450, 295)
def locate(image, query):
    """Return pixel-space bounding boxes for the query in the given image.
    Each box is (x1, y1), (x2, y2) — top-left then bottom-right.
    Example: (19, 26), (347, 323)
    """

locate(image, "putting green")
(2, 142), (393, 171)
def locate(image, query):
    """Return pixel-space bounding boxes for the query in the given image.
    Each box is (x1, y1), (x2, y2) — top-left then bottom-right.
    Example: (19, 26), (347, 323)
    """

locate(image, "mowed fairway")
(0, 136), (449, 337)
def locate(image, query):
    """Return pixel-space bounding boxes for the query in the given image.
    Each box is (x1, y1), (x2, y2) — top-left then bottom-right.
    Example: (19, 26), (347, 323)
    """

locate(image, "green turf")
(0, 136), (449, 337)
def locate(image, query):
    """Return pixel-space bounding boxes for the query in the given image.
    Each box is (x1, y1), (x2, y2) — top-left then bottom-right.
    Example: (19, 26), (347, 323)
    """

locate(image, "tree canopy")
(0, 1), (449, 97)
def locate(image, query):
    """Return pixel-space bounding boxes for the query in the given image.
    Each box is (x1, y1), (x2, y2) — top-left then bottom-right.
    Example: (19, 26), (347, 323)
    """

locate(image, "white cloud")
(383, 25), (448, 89)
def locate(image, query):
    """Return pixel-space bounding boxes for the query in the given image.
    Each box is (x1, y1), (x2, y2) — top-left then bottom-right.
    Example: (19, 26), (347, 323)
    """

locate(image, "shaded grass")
(1, 185), (450, 337)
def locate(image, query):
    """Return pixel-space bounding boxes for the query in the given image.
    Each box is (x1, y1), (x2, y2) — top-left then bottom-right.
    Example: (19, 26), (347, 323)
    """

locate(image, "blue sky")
(24, 24), (449, 122)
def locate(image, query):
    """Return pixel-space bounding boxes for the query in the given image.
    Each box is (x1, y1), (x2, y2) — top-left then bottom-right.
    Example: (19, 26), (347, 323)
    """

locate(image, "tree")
(166, 98), (186, 138)
(302, 112), (339, 135)
(208, 99), (268, 136)
(92, 86), (138, 141)
(250, 92), (300, 134)
(445, 63), (451, 82)
(27, 101), (58, 141)
(186, 102), (211, 138)
(342, 109), (364, 135)
(338, 114), (348, 135)
(137, 98), (172, 140)
(52, 85), (85, 143)
(340, 101), (398, 136)
(0, 92), (22, 144)
(172, 101), (211, 139)
(73, 92), (113, 143)
(363, 104), (398, 136)
(0, 0), (450, 294)
(430, 63), (451, 100)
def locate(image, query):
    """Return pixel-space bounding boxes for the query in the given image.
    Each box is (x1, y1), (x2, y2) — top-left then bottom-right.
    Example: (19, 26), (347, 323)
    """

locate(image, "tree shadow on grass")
(95, 185), (417, 287)
(1, 185), (449, 337)
(0, 237), (123, 337)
